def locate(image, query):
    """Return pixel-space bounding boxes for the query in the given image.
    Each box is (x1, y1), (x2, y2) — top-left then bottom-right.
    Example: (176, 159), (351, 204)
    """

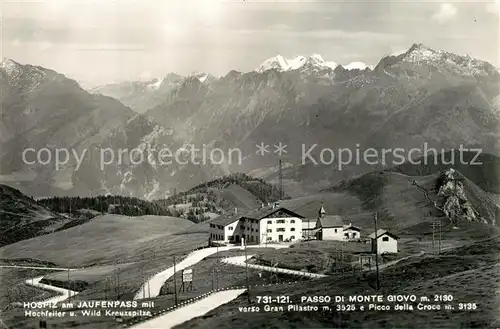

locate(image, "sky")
(1, 0), (499, 87)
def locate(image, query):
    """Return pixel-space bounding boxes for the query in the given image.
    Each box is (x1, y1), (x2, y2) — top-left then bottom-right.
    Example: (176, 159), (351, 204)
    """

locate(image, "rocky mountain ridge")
(1, 43), (499, 198)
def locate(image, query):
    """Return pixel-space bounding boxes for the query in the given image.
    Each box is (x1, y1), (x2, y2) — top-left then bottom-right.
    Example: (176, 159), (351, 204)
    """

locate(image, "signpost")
(180, 269), (193, 292)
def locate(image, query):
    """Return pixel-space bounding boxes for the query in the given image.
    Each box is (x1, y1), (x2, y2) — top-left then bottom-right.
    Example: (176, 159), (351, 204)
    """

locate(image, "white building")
(342, 224), (361, 240)
(209, 204), (304, 244)
(316, 214), (345, 240)
(209, 213), (241, 243)
(314, 206), (362, 241)
(369, 229), (399, 254)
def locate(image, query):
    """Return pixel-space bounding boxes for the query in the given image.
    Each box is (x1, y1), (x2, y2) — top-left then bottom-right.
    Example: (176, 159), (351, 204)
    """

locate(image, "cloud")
(431, 3), (458, 23)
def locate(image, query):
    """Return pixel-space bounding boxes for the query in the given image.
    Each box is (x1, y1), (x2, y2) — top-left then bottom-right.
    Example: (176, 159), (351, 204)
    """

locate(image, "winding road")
(222, 255), (328, 278)
(130, 289), (247, 329)
(24, 276), (79, 304)
(134, 244), (290, 300)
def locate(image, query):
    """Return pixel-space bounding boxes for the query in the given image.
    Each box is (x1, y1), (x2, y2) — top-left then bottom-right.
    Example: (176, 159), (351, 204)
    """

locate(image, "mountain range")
(1, 43), (499, 199)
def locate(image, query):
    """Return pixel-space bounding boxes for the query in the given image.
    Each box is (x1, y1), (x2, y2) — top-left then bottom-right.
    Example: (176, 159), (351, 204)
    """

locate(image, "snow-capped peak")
(0, 58), (21, 75)
(397, 43), (498, 77)
(343, 61), (373, 71)
(257, 55), (290, 72)
(287, 56), (306, 70)
(257, 54), (338, 73)
(147, 77), (164, 90)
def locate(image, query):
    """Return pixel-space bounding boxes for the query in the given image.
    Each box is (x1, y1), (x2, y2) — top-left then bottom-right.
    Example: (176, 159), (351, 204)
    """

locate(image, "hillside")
(160, 173), (286, 222)
(38, 195), (175, 217)
(391, 150), (500, 194)
(178, 164), (499, 239)
(323, 169), (499, 233)
(0, 185), (67, 247)
(0, 214), (195, 267)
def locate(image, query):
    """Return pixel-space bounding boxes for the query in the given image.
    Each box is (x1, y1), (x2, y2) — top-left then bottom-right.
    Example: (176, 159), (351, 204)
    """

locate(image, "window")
(267, 220), (272, 224)
(276, 220), (285, 224)
(247, 227), (250, 231)
(240, 225), (245, 229)
(290, 220), (295, 223)
(267, 229), (272, 233)
(277, 228), (285, 232)
(228, 227), (233, 230)
(382, 236), (389, 242)
(335, 229), (337, 233)
(267, 237), (272, 241)
(291, 228), (295, 231)
(291, 236), (295, 240)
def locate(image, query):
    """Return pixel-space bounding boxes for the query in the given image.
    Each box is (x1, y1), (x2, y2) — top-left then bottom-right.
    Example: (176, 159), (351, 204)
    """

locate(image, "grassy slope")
(0, 267), (60, 310)
(0, 214), (195, 267)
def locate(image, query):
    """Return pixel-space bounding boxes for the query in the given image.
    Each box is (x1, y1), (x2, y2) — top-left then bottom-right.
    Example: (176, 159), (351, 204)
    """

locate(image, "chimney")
(234, 207), (238, 214)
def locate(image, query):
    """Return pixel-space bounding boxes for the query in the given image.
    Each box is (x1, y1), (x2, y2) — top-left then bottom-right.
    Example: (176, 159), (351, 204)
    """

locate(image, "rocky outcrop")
(437, 169), (483, 225)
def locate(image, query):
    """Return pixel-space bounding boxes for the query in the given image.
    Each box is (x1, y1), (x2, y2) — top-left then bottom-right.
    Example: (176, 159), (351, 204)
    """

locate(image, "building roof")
(242, 206), (305, 220)
(211, 213), (241, 226)
(317, 215), (343, 228)
(343, 224), (361, 231)
(369, 229), (399, 240)
(211, 205), (304, 227)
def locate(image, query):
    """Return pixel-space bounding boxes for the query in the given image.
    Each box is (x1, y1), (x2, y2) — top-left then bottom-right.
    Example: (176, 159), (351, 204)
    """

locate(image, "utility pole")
(374, 212), (380, 291)
(173, 256), (178, 306)
(244, 239), (251, 303)
(32, 271), (35, 301)
(140, 267), (145, 299)
(439, 219), (442, 253)
(117, 268), (120, 300)
(215, 244), (219, 290)
(431, 219), (442, 254)
(67, 269), (71, 301)
(340, 242), (344, 277)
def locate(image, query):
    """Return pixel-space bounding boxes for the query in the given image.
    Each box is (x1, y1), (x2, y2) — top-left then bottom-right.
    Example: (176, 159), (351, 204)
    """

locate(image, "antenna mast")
(278, 159), (283, 200)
